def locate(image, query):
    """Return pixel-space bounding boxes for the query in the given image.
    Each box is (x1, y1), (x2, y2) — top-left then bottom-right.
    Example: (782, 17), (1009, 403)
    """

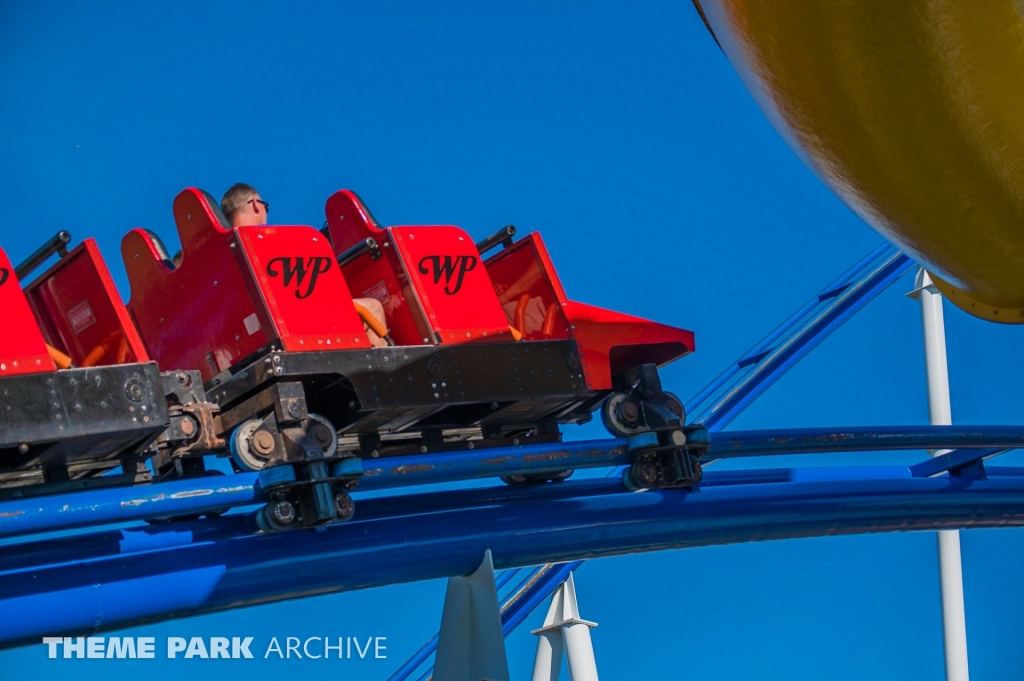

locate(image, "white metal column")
(531, 573), (599, 681)
(434, 550), (510, 681)
(911, 268), (970, 681)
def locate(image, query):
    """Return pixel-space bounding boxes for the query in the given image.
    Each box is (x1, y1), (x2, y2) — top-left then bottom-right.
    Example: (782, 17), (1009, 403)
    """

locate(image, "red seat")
(324, 190), (515, 346)
(123, 188), (369, 382)
(0, 248), (55, 376)
(24, 239), (149, 369)
(485, 233), (695, 390)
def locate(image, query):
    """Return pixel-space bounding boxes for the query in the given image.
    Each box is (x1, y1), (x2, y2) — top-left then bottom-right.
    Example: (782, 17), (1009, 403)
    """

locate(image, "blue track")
(4, 243), (1018, 667)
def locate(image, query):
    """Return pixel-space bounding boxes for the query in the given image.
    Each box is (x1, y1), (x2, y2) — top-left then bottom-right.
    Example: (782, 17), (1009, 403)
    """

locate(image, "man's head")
(221, 183), (269, 227)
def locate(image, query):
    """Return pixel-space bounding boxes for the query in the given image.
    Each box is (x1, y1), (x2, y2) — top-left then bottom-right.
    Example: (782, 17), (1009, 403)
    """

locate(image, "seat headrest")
(199, 189), (232, 230)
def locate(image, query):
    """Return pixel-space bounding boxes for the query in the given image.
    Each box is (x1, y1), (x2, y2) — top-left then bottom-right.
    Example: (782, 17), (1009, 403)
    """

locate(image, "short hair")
(221, 183), (260, 221)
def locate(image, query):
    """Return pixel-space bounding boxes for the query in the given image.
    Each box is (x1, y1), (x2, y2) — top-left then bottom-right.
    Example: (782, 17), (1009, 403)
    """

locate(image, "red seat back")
(0, 248), (55, 376)
(325, 190), (513, 345)
(123, 188), (368, 381)
(25, 239), (149, 368)
(235, 224), (369, 352)
(483, 233), (572, 341)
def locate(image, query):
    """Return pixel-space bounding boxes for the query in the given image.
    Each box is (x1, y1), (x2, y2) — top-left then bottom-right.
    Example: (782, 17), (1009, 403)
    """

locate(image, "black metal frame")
(206, 340), (596, 449)
(0, 363), (168, 498)
(196, 340), (600, 529)
(475, 224), (517, 255)
(15, 231), (71, 282)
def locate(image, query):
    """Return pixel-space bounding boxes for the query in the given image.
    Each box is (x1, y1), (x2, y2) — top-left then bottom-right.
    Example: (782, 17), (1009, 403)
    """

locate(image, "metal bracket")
(910, 447), (1003, 479)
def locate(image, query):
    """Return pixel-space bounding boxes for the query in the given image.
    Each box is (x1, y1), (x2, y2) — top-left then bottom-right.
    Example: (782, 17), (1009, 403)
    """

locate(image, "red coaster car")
(0, 235), (170, 496)
(116, 187), (699, 529)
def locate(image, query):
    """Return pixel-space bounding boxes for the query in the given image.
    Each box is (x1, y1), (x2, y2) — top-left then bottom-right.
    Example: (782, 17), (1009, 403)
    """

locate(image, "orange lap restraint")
(514, 294), (530, 335)
(542, 302), (557, 337)
(46, 344), (74, 369)
(353, 301), (388, 340)
(81, 331), (130, 367)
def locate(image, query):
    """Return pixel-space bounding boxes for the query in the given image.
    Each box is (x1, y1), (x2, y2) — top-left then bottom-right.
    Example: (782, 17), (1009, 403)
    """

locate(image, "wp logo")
(0, 268), (8, 287)
(266, 257), (332, 299)
(417, 255), (477, 295)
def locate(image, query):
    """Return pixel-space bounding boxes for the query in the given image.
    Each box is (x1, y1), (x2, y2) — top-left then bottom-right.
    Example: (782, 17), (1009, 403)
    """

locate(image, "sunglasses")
(247, 198), (270, 214)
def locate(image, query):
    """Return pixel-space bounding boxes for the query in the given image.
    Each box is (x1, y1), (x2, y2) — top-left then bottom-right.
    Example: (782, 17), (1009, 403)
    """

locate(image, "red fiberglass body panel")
(124, 189), (370, 381)
(235, 226), (369, 352)
(390, 226), (513, 344)
(485, 233), (695, 390)
(25, 239), (149, 368)
(0, 248), (56, 376)
(324, 190), (424, 345)
(123, 188), (274, 381)
(324, 190), (513, 345)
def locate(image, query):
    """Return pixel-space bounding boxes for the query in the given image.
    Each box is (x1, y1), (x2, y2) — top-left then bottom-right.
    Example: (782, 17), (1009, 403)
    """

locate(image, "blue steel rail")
(5, 466), (1024, 647)
(688, 244), (912, 429)
(2, 425), (1022, 538)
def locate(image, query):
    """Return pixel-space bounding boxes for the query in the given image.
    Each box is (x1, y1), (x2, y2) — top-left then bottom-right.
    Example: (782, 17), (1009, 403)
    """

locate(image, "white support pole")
(910, 268), (970, 681)
(531, 573), (599, 681)
(434, 550), (511, 681)
(531, 628), (564, 681)
(563, 618), (600, 681)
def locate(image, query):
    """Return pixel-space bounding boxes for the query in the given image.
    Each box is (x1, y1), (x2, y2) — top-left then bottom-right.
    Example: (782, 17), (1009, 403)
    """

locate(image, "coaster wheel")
(601, 393), (641, 438)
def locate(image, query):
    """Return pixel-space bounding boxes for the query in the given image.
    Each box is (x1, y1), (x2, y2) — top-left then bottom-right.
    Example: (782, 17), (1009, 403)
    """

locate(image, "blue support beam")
(710, 426), (1024, 458)
(910, 448), (1006, 478)
(6, 467), (1024, 649)
(685, 242), (893, 414)
(689, 247), (914, 430)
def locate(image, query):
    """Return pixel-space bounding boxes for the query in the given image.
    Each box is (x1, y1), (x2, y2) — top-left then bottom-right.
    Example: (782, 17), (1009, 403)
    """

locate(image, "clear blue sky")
(3, 2), (1024, 679)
